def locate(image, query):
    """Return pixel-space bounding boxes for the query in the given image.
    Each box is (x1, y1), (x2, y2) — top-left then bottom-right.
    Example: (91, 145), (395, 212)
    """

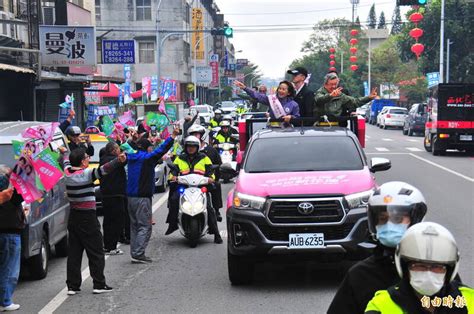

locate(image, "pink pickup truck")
(226, 126), (391, 285)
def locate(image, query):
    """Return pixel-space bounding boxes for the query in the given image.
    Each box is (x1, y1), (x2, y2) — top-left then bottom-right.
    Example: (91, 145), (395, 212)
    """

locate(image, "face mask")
(409, 270), (445, 296)
(376, 222), (408, 248)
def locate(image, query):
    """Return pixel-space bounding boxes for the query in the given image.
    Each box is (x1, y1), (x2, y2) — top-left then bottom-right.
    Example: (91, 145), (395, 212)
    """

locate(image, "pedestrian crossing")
(372, 147), (423, 152)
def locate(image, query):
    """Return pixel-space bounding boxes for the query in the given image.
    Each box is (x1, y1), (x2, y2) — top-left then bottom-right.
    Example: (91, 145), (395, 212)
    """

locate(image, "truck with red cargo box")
(424, 83), (474, 155)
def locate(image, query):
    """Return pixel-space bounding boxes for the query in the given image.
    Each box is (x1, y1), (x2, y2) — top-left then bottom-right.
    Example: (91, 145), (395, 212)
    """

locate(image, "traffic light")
(397, 0), (427, 5)
(210, 26), (233, 38)
(223, 26), (233, 38)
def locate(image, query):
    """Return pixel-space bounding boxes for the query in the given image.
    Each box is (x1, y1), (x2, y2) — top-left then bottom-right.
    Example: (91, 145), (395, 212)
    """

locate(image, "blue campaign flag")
(102, 40), (135, 64)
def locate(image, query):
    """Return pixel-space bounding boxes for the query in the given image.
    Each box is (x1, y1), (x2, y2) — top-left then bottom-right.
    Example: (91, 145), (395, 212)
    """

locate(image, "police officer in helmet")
(328, 182), (428, 314)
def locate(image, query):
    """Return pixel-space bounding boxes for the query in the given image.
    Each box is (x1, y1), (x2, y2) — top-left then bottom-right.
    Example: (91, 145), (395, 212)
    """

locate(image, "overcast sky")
(214, 0), (408, 79)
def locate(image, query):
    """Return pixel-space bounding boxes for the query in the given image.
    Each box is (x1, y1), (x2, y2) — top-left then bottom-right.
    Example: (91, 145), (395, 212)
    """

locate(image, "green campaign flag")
(36, 148), (62, 173)
(102, 115), (115, 136)
(120, 142), (137, 154)
(146, 111), (159, 127)
(12, 140), (24, 159)
(146, 112), (169, 132)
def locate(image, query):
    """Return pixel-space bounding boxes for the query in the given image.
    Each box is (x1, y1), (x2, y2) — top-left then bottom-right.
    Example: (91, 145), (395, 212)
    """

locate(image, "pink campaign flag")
(22, 122), (60, 148)
(31, 158), (63, 192)
(10, 157), (44, 204)
(158, 97), (166, 114)
(118, 110), (135, 127)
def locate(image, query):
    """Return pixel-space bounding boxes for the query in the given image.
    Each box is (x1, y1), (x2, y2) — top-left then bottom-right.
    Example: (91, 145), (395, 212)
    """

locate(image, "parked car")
(368, 99), (396, 125)
(378, 107), (408, 129)
(0, 121), (70, 280)
(226, 126), (391, 285)
(403, 103), (427, 136)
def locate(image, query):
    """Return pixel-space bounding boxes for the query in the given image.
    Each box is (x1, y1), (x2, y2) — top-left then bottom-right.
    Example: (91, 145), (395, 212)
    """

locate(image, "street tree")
(368, 4), (377, 29)
(391, 6), (402, 34)
(378, 11), (386, 29)
(397, 0), (474, 83)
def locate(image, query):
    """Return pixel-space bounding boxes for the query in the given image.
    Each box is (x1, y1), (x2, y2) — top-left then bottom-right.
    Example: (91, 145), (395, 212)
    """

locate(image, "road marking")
(39, 193), (169, 314)
(406, 147), (423, 152)
(409, 153), (474, 183)
(375, 147), (389, 152)
(366, 152), (410, 155)
(366, 135), (371, 139)
(220, 230), (228, 238)
(406, 139), (419, 142)
(382, 138), (394, 142)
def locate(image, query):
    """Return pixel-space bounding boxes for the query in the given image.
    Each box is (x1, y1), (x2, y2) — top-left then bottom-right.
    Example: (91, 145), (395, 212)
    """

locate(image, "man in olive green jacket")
(314, 73), (378, 120)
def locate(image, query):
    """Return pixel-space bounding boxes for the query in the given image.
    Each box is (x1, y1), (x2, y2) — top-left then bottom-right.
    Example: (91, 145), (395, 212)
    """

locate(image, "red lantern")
(411, 43), (425, 59)
(350, 64), (358, 71)
(329, 54), (335, 59)
(329, 47), (336, 53)
(329, 67), (337, 72)
(409, 28), (424, 41)
(350, 29), (359, 36)
(329, 60), (336, 66)
(350, 47), (357, 54)
(350, 38), (358, 46)
(409, 12), (424, 24)
(349, 56), (357, 63)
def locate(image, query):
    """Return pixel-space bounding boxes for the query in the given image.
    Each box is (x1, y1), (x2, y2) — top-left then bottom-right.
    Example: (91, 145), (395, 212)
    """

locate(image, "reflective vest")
(171, 153), (214, 179)
(365, 286), (474, 313)
(214, 132), (234, 144)
(209, 119), (219, 128)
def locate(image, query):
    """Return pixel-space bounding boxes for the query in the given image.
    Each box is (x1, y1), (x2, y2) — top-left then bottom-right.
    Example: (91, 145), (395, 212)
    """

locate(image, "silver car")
(0, 122), (70, 280)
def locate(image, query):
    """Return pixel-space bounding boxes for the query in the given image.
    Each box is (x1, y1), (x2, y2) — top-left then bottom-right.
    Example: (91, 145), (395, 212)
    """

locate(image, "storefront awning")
(0, 63), (35, 75)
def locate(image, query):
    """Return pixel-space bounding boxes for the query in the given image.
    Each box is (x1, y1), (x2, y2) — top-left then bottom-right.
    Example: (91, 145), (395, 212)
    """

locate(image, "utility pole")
(446, 39), (453, 83)
(439, 0), (445, 83)
(155, 0), (164, 96)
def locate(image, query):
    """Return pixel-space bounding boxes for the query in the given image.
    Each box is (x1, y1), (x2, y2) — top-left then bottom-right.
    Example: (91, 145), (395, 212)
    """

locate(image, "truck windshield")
(245, 136), (364, 173)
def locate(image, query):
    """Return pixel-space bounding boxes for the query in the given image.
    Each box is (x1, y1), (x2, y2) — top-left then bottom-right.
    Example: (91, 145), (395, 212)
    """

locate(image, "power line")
(223, 1), (393, 16)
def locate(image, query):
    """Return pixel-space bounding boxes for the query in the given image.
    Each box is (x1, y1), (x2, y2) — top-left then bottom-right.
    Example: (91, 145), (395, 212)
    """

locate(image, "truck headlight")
(345, 189), (373, 210)
(233, 192), (266, 211)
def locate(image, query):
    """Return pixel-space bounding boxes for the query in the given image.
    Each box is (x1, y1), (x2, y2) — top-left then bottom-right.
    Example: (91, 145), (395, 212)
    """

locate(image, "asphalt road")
(13, 123), (474, 313)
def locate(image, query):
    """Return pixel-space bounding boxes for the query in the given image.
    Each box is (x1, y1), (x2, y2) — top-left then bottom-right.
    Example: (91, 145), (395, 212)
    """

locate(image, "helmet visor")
(368, 205), (415, 233)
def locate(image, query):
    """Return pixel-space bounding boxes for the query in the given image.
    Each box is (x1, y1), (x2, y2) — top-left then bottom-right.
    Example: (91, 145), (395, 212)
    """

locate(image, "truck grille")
(268, 199), (344, 224)
(258, 223), (354, 241)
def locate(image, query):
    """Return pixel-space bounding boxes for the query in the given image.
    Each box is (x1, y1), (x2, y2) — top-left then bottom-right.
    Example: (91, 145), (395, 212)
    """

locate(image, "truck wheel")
(228, 250), (254, 285)
(55, 233), (68, 257)
(189, 219), (200, 248)
(432, 135), (445, 156)
(424, 135), (432, 152)
(28, 231), (49, 280)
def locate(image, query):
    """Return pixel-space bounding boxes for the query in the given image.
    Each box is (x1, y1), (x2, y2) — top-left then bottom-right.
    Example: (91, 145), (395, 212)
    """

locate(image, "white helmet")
(395, 222), (459, 282)
(223, 114), (233, 122)
(367, 182), (427, 236)
(183, 135), (201, 148)
(219, 120), (231, 127)
(214, 109), (222, 115)
(188, 124), (206, 137)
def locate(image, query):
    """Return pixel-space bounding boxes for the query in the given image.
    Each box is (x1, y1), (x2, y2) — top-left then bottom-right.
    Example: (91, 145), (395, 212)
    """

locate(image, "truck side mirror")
(370, 157), (391, 173)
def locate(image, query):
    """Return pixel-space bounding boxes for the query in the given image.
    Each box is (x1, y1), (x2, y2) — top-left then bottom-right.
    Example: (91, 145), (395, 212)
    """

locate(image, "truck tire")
(432, 135), (445, 156)
(55, 233), (68, 257)
(228, 250), (254, 285)
(424, 135), (432, 152)
(28, 231), (49, 280)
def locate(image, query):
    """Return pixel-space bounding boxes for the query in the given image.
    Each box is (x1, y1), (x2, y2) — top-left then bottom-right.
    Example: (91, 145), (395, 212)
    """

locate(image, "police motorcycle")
(213, 120), (240, 183)
(167, 160), (219, 248)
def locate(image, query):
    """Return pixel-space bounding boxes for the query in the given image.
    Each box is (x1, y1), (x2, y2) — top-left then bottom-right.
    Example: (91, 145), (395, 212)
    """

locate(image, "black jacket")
(99, 153), (127, 196)
(294, 84), (315, 118)
(202, 145), (222, 166)
(69, 141), (94, 157)
(0, 190), (25, 234)
(327, 245), (399, 314)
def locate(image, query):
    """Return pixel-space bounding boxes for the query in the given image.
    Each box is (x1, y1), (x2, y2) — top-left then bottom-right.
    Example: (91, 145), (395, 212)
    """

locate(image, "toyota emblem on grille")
(297, 202), (314, 215)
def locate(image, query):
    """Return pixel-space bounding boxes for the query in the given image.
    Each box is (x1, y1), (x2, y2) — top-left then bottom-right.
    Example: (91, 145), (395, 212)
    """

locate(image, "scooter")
(217, 142), (238, 183)
(174, 173), (213, 248)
